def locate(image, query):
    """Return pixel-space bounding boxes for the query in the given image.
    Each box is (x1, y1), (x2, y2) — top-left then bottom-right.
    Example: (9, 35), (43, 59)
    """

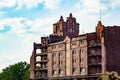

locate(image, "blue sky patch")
(0, 25), (11, 33)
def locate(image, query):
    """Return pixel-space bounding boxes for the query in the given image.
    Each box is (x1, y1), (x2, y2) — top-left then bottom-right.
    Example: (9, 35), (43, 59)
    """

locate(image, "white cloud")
(0, 0), (16, 9)
(0, 0), (62, 10)
(0, 17), (56, 44)
(75, 0), (108, 14)
(73, 0), (120, 34)
(16, 0), (44, 10)
(0, 26), (4, 30)
(0, 17), (26, 34)
(0, 50), (30, 71)
(110, 0), (120, 9)
(74, 0), (101, 33)
(0, 36), (4, 40)
(75, 0), (120, 13)
(44, 0), (61, 9)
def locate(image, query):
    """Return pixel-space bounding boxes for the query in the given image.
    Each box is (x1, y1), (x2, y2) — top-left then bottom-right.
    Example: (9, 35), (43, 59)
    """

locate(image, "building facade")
(30, 13), (120, 80)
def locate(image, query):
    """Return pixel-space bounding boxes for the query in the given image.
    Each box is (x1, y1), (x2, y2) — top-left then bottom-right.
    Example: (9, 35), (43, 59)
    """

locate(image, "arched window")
(80, 68), (85, 74)
(72, 50), (76, 56)
(36, 56), (41, 61)
(79, 49), (83, 54)
(59, 51), (63, 57)
(36, 63), (41, 69)
(59, 69), (64, 76)
(53, 70), (57, 76)
(80, 58), (84, 63)
(73, 68), (77, 75)
(36, 49), (41, 53)
(52, 53), (56, 58)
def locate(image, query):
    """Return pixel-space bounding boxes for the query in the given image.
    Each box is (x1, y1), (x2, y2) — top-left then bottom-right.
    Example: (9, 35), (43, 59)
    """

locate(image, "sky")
(0, 0), (120, 71)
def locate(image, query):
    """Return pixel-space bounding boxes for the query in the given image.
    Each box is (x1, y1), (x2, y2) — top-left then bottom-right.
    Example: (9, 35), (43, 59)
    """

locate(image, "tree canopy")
(0, 61), (30, 80)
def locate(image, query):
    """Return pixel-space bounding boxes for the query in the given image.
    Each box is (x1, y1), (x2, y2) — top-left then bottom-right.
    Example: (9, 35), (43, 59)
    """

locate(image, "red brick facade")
(30, 13), (120, 80)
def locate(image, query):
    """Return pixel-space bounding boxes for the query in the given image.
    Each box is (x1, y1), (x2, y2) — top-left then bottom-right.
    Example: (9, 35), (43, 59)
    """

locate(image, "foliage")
(0, 61), (30, 80)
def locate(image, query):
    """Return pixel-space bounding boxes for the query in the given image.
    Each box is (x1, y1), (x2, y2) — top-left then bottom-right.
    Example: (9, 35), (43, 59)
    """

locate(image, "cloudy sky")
(0, 0), (120, 71)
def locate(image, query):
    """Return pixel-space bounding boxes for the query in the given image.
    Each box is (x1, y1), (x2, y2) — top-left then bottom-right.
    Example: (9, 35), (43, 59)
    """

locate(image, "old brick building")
(30, 13), (120, 80)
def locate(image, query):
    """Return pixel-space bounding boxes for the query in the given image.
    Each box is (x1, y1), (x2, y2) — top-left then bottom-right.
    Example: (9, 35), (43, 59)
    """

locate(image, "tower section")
(53, 16), (66, 37)
(53, 13), (79, 38)
(66, 13), (79, 38)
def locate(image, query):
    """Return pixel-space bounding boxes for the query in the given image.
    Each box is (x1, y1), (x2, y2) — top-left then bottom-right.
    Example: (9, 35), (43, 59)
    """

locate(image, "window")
(73, 68), (77, 75)
(80, 58), (84, 63)
(90, 49), (95, 54)
(59, 69), (64, 75)
(53, 61), (56, 66)
(80, 49), (84, 54)
(52, 45), (56, 49)
(36, 63), (41, 69)
(72, 50), (76, 56)
(56, 25), (59, 32)
(53, 70), (57, 76)
(80, 68), (85, 74)
(96, 49), (101, 54)
(59, 52), (63, 57)
(60, 60), (63, 65)
(90, 58), (96, 63)
(36, 49), (41, 53)
(42, 48), (47, 53)
(52, 53), (57, 58)
(42, 64), (46, 68)
(36, 56), (41, 61)
(73, 59), (76, 63)
(70, 28), (72, 33)
(35, 71), (41, 78)
(80, 40), (84, 44)
(89, 68), (95, 74)
(89, 40), (95, 46)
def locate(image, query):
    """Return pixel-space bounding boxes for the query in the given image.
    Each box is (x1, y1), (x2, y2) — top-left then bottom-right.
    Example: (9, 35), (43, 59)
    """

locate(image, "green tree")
(0, 61), (30, 80)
